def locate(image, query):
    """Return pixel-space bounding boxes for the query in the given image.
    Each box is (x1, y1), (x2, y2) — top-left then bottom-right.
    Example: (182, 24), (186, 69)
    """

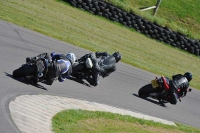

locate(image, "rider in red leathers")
(159, 72), (192, 104)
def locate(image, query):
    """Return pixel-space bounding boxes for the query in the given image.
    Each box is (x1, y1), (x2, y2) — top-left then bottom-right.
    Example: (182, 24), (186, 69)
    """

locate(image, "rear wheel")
(13, 65), (37, 79)
(138, 83), (155, 98)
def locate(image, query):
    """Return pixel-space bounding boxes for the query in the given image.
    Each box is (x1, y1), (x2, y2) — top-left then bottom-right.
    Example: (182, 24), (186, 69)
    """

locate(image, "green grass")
(52, 109), (200, 133)
(1, 0), (200, 90)
(107, 0), (200, 39)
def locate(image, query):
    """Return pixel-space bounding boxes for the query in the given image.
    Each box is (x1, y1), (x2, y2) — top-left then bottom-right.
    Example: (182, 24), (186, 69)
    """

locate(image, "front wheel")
(138, 83), (155, 98)
(72, 62), (86, 77)
(13, 65), (37, 79)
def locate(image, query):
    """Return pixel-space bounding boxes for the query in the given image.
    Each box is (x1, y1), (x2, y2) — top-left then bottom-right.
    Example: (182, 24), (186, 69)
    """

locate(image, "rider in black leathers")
(26, 52), (76, 85)
(77, 51), (122, 86)
(160, 72), (192, 104)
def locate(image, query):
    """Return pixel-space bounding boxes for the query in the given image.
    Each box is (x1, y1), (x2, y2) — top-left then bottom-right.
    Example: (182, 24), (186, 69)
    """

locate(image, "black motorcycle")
(13, 56), (50, 84)
(71, 53), (114, 83)
(138, 76), (191, 103)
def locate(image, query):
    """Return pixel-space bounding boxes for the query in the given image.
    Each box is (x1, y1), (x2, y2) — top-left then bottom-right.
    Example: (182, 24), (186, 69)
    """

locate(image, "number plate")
(151, 79), (159, 88)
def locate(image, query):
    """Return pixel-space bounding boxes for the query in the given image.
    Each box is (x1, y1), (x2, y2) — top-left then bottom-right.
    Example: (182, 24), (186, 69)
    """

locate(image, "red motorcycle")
(138, 76), (191, 103)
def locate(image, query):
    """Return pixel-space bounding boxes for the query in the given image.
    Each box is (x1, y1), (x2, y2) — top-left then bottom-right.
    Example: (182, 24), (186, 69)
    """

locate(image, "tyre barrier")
(67, 0), (200, 56)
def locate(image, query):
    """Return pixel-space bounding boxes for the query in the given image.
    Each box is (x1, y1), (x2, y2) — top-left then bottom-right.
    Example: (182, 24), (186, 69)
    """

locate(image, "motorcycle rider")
(26, 52), (76, 85)
(159, 72), (192, 104)
(76, 51), (122, 86)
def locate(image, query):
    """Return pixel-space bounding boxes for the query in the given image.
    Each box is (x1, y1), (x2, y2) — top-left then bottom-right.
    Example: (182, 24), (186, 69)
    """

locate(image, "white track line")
(9, 95), (176, 133)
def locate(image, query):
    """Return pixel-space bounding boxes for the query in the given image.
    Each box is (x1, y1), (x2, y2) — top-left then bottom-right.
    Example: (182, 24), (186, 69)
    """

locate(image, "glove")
(26, 57), (38, 63)
(26, 57), (32, 63)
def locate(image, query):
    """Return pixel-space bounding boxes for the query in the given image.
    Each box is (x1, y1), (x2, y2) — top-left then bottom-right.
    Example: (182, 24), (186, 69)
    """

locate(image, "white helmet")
(66, 52), (76, 65)
(86, 58), (93, 68)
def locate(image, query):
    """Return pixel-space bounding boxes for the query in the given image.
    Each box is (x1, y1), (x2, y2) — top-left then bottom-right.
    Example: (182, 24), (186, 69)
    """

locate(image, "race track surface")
(0, 20), (200, 133)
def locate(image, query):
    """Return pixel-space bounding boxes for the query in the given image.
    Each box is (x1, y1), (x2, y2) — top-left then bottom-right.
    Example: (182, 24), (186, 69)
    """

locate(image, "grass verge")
(52, 109), (200, 133)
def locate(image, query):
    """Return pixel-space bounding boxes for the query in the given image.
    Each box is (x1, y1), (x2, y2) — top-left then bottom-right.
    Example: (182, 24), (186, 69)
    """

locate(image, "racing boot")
(77, 72), (84, 80)
(157, 92), (166, 103)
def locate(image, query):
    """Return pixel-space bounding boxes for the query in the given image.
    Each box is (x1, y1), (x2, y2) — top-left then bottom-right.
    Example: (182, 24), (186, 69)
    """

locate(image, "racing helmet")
(66, 52), (76, 65)
(184, 72), (192, 82)
(113, 52), (122, 63)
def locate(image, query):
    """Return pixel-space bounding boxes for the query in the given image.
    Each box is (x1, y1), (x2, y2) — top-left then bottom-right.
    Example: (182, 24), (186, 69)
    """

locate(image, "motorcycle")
(71, 53), (114, 84)
(13, 56), (51, 84)
(138, 76), (192, 103)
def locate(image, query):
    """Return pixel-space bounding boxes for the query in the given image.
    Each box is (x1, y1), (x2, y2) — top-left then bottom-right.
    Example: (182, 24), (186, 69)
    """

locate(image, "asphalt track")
(0, 20), (200, 133)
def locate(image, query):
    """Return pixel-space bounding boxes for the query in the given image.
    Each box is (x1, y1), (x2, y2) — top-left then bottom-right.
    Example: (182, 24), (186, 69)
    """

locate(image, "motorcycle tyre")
(138, 83), (156, 98)
(72, 62), (88, 78)
(13, 65), (37, 79)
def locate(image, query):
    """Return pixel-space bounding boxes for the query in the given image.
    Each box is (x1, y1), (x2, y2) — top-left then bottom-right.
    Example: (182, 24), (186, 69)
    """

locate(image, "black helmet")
(184, 72), (192, 82)
(113, 52), (122, 63)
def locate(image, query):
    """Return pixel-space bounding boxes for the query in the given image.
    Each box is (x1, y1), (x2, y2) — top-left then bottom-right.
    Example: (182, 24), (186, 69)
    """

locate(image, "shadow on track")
(67, 76), (92, 87)
(133, 93), (167, 107)
(5, 72), (48, 91)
